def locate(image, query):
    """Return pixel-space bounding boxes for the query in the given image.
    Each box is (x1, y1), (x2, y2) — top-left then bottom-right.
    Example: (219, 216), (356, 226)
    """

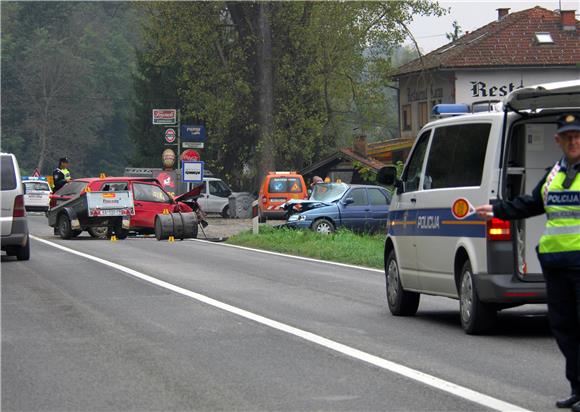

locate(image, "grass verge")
(226, 225), (385, 269)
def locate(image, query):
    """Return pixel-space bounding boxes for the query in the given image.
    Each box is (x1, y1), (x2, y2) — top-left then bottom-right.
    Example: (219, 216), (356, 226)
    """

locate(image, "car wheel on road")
(114, 224), (129, 240)
(57, 214), (73, 239)
(385, 250), (420, 316)
(221, 205), (230, 219)
(72, 230), (82, 238)
(88, 227), (108, 239)
(15, 237), (30, 261)
(312, 218), (335, 234)
(459, 260), (497, 335)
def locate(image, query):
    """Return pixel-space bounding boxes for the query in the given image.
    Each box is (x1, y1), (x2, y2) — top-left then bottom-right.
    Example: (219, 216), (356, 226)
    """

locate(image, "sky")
(406, 0), (579, 53)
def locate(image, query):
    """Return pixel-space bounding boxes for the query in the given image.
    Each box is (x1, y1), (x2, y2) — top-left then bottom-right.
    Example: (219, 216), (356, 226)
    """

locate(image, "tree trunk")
(256, 2), (275, 182)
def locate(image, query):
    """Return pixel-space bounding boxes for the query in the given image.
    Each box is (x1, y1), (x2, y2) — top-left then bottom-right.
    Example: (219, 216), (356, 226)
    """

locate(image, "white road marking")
(190, 239), (384, 273)
(31, 235), (530, 412)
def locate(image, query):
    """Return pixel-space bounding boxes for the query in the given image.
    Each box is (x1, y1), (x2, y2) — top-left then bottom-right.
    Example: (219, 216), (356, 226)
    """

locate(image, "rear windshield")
(25, 181), (51, 192)
(268, 177), (303, 193)
(56, 181), (88, 196)
(1, 155), (17, 191)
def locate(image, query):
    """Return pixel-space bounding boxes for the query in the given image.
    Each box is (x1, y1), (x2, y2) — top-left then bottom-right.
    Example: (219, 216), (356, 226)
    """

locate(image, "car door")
(339, 188), (369, 231)
(131, 182), (173, 228)
(367, 187), (391, 232)
(207, 180), (231, 213)
(389, 130), (432, 290)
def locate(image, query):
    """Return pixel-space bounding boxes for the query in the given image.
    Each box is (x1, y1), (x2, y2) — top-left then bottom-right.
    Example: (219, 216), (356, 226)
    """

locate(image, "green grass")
(227, 225), (385, 269)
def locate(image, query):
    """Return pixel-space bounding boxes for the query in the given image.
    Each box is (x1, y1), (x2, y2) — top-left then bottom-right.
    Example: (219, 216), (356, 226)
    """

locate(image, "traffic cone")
(163, 208), (170, 215)
(110, 235), (117, 242)
(99, 173), (106, 179)
(168, 235), (175, 242)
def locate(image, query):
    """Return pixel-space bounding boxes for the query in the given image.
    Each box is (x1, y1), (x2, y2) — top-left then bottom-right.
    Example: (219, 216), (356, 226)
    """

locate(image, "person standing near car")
(476, 113), (580, 411)
(52, 157), (71, 192)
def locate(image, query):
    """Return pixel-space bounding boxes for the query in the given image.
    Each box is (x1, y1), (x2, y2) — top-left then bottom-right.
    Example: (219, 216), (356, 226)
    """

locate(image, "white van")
(1, 153), (30, 260)
(378, 80), (579, 334)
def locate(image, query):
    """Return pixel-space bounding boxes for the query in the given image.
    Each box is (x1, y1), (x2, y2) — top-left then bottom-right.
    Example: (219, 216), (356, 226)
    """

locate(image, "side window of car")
(349, 188), (368, 206)
(424, 123), (491, 189)
(368, 188), (389, 206)
(133, 183), (170, 203)
(402, 131), (431, 192)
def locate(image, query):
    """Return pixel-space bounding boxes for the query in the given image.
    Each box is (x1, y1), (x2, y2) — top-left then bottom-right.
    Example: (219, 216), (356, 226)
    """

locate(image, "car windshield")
(310, 183), (348, 202)
(25, 182), (50, 192)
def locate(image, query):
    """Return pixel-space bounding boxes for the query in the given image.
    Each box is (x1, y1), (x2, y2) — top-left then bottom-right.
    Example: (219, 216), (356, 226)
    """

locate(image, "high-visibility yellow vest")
(61, 168), (71, 181)
(539, 162), (580, 268)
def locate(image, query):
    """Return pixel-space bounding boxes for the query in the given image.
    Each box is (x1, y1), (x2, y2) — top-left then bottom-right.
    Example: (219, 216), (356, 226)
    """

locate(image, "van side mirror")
(377, 166), (397, 186)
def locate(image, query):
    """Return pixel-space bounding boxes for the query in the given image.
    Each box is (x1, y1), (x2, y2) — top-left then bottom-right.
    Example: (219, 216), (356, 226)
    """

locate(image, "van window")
(1, 155), (17, 191)
(424, 123), (491, 189)
(268, 177), (303, 193)
(402, 131), (431, 192)
(209, 180), (232, 197)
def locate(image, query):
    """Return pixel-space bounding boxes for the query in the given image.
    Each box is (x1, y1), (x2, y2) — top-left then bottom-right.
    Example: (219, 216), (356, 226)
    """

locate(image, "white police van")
(378, 80), (580, 334)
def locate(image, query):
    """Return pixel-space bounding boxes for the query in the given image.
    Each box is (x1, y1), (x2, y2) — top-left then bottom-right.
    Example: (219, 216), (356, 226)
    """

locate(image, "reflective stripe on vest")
(539, 163), (580, 266)
(61, 168), (71, 179)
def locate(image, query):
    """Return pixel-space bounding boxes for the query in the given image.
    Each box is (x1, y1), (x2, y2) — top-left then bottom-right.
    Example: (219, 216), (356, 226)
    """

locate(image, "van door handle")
(410, 198), (417, 203)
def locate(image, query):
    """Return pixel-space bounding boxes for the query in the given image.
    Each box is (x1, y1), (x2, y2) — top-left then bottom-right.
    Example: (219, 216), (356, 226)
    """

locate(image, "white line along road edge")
(32, 235), (530, 412)
(190, 239), (384, 273)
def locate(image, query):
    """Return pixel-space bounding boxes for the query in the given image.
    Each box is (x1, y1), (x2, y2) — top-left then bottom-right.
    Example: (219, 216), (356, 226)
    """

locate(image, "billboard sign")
(181, 125), (206, 142)
(152, 109), (177, 125)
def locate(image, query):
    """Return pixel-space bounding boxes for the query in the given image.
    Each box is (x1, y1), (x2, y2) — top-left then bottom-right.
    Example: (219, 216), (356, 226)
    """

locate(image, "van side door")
(389, 131), (432, 290)
(413, 123), (491, 296)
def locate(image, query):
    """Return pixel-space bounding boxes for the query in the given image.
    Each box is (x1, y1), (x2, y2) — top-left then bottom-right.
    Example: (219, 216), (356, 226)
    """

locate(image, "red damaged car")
(49, 177), (204, 238)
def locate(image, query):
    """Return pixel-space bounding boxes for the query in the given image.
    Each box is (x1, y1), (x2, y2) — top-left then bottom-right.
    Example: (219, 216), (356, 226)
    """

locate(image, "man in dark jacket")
(477, 113), (580, 411)
(52, 157), (71, 192)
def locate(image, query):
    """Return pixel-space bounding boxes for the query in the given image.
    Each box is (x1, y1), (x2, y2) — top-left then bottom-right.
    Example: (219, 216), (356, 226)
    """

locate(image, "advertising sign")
(181, 125), (206, 142)
(182, 161), (204, 183)
(164, 128), (176, 144)
(152, 109), (177, 125)
(180, 149), (200, 162)
(182, 142), (204, 149)
(153, 169), (178, 197)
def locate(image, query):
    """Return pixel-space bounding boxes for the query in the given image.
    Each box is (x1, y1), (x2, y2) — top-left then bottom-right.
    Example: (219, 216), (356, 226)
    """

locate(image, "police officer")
(476, 113), (580, 410)
(53, 157), (71, 192)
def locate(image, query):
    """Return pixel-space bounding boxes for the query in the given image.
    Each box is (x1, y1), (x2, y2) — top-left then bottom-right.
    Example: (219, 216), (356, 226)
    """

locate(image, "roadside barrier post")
(252, 200), (259, 235)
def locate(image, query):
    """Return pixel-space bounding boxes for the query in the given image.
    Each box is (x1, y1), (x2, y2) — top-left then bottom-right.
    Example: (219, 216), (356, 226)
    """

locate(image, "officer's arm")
(492, 174), (546, 220)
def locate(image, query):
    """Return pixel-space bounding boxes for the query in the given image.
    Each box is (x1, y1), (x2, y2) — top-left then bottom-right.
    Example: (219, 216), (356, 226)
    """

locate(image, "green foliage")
(1, 2), (138, 177)
(352, 161), (378, 183)
(228, 225), (385, 269)
(132, 1), (445, 189)
(446, 20), (463, 41)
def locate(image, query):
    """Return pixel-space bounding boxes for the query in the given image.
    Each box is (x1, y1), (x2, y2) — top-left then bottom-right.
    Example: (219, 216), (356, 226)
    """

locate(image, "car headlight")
(288, 214), (306, 222)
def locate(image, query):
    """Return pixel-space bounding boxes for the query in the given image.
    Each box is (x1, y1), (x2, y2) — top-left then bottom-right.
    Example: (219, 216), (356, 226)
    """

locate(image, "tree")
(446, 20), (462, 41)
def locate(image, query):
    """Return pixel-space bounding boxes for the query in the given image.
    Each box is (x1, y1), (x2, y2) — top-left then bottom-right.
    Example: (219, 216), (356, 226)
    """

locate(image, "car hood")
(174, 183), (204, 201)
(282, 198), (332, 212)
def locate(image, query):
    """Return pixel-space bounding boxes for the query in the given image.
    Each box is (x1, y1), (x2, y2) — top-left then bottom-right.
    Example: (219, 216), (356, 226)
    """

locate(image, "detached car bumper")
(475, 273), (546, 303)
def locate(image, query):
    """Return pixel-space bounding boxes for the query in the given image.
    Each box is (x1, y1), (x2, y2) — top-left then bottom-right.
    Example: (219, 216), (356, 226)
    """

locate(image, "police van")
(378, 80), (580, 334)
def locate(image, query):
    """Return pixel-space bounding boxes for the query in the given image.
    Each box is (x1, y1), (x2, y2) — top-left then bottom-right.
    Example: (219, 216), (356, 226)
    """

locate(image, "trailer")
(47, 190), (134, 239)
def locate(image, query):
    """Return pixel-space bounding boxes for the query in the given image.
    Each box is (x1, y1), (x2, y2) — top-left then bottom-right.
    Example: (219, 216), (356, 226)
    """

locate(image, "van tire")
(385, 250), (420, 316)
(57, 214), (73, 239)
(16, 237), (30, 261)
(312, 218), (335, 234)
(221, 205), (230, 218)
(459, 260), (497, 335)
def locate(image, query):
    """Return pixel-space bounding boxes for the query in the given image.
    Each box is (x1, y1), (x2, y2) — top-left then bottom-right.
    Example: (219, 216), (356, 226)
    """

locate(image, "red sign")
(32, 168), (41, 177)
(152, 109), (177, 125)
(451, 197), (475, 220)
(180, 149), (200, 161)
(164, 128), (176, 143)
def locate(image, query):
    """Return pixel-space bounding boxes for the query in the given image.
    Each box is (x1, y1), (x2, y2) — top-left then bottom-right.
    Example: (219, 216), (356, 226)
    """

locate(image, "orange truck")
(258, 171), (307, 221)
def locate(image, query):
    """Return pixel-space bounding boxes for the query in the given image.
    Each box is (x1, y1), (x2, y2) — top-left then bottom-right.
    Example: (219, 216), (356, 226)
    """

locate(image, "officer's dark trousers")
(545, 269), (580, 394)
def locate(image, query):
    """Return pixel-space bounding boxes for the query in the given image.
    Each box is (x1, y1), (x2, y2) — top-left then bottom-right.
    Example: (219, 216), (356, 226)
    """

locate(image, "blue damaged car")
(284, 183), (391, 234)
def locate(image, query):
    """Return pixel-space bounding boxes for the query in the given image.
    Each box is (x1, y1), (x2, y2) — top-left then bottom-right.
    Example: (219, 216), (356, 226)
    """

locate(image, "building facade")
(393, 7), (580, 139)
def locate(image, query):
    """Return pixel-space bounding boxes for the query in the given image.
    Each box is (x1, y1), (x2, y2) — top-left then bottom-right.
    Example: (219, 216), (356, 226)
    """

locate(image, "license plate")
(270, 198), (286, 203)
(94, 209), (124, 217)
(29, 194), (43, 198)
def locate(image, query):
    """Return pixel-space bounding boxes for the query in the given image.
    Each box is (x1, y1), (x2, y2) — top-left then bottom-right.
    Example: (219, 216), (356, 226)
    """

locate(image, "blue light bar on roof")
(432, 104), (470, 116)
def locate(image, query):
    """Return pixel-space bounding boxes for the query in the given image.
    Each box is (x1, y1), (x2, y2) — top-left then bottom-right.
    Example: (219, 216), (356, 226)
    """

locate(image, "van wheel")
(221, 205), (230, 218)
(57, 214), (73, 239)
(88, 227), (108, 239)
(16, 237), (30, 261)
(459, 261), (497, 334)
(312, 218), (335, 234)
(386, 250), (419, 316)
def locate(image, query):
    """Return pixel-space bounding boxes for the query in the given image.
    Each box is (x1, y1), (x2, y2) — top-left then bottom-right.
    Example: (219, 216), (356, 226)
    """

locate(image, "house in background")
(392, 6), (580, 139)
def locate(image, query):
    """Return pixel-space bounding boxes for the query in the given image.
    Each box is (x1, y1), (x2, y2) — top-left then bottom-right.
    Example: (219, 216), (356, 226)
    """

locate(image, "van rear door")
(1, 155), (19, 236)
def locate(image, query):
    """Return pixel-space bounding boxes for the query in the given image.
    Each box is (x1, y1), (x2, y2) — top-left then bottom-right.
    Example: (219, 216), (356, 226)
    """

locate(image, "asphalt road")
(1, 215), (564, 411)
